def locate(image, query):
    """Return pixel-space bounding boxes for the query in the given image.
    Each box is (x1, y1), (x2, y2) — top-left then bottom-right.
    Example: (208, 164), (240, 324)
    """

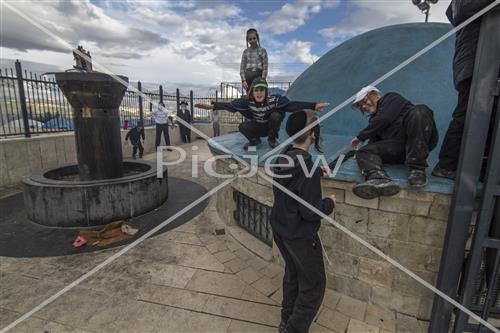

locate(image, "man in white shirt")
(151, 102), (172, 151)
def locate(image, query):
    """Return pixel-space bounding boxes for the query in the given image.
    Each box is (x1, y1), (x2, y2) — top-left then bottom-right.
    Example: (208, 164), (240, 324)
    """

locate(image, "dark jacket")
(447, 0), (495, 88)
(270, 145), (334, 240)
(125, 126), (145, 143)
(357, 92), (414, 142)
(213, 95), (316, 124)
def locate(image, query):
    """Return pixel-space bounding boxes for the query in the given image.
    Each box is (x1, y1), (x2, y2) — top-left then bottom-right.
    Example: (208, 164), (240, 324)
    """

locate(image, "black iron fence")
(0, 60), (292, 138)
(233, 190), (273, 246)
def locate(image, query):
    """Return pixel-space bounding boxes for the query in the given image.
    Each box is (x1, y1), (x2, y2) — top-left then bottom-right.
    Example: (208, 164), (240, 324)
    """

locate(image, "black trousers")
(438, 79), (472, 171)
(273, 233), (326, 333)
(356, 105), (439, 179)
(180, 125), (191, 143)
(155, 124), (170, 148)
(132, 140), (143, 157)
(238, 112), (283, 143)
(244, 69), (263, 93)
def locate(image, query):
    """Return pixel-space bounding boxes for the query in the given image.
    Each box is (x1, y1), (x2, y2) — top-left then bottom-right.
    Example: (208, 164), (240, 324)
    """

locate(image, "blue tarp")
(42, 117), (74, 130)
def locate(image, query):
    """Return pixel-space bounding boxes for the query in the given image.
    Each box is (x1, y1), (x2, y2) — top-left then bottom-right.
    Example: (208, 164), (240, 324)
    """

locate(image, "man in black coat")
(178, 101), (192, 143)
(350, 86), (439, 199)
(433, 0), (496, 179)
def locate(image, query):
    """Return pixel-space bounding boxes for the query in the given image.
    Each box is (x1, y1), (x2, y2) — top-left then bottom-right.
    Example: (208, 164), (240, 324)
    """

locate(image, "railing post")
(215, 90), (218, 103)
(176, 88), (180, 114)
(190, 90), (194, 120)
(159, 85), (163, 104)
(15, 60), (30, 138)
(137, 81), (144, 124)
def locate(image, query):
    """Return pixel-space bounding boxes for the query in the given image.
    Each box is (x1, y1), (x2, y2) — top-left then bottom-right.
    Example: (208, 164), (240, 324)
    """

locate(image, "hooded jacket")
(270, 145), (334, 240)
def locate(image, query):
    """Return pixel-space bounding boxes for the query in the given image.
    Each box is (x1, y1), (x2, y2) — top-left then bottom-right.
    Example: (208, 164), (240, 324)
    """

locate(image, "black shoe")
(268, 138), (280, 149)
(278, 321), (287, 333)
(408, 169), (427, 187)
(431, 164), (455, 180)
(243, 138), (261, 150)
(353, 178), (400, 199)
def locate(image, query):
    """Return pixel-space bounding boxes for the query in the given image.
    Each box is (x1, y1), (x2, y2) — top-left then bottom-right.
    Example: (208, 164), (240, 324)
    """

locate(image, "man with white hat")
(350, 86), (439, 199)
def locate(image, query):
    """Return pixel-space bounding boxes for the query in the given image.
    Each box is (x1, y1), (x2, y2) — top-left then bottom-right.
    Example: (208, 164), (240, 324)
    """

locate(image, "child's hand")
(329, 194), (337, 206)
(315, 102), (330, 111)
(321, 165), (330, 176)
(351, 137), (362, 150)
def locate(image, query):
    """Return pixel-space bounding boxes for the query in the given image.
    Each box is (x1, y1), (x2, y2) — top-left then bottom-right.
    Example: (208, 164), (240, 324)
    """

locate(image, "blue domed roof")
(209, 22), (457, 194)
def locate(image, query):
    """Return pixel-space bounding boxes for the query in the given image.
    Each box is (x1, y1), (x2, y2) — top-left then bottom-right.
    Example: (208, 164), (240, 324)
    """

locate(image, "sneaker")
(268, 138), (280, 149)
(408, 169), (427, 187)
(353, 178), (401, 200)
(432, 164), (455, 180)
(243, 138), (261, 150)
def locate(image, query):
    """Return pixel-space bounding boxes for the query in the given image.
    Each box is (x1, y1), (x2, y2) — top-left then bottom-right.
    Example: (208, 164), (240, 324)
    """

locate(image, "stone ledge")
(228, 226), (273, 262)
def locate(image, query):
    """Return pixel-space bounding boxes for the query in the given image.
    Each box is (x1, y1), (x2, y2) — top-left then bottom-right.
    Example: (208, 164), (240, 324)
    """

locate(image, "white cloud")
(285, 40), (319, 64)
(262, 1), (321, 35)
(319, 0), (451, 47)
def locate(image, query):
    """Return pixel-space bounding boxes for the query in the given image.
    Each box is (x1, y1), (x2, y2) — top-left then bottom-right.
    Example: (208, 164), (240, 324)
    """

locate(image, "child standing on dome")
(240, 28), (268, 94)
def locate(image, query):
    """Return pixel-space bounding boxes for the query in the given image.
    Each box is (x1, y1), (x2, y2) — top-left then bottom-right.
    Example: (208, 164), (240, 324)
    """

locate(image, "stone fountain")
(22, 48), (168, 227)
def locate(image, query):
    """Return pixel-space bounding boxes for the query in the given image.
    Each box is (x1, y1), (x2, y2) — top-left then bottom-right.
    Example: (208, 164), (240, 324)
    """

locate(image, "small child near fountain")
(125, 121), (145, 159)
(270, 110), (336, 333)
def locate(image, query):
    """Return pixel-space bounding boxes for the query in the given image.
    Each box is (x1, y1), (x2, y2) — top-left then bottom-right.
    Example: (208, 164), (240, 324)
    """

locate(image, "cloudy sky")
(0, 0), (451, 93)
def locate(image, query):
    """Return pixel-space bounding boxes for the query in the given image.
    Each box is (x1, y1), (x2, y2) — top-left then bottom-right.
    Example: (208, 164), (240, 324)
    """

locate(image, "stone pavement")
(0, 140), (429, 332)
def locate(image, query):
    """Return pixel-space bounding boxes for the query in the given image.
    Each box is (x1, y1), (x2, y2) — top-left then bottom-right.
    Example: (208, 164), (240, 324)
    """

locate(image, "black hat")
(180, 101), (188, 106)
(286, 111), (307, 137)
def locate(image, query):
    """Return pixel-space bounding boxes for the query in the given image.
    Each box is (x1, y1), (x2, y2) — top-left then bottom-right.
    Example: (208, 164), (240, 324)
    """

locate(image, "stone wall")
(0, 123), (238, 187)
(214, 157), (451, 321)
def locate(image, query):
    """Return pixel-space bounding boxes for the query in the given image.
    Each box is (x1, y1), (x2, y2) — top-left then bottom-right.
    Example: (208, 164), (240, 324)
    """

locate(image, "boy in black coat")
(195, 78), (329, 150)
(271, 110), (336, 333)
(125, 121), (145, 159)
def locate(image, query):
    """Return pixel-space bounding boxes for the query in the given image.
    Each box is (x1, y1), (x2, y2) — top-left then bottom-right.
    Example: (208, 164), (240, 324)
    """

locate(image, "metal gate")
(429, 5), (500, 332)
(233, 190), (273, 246)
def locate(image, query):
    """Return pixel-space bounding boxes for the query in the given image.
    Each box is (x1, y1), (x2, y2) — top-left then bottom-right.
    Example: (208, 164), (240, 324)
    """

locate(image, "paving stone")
(336, 295), (367, 321)
(347, 319), (380, 333)
(171, 231), (204, 245)
(225, 258), (249, 273)
(322, 289), (342, 310)
(186, 270), (246, 298)
(227, 319), (275, 332)
(236, 266), (263, 284)
(252, 275), (282, 296)
(364, 304), (396, 331)
(137, 284), (210, 312)
(270, 287), (283, 304)
(310, 322), (337, 333)
(418, 320), (429, 332)
(248, 256), (270, 271)
(203, 293), (281, 327)
(316, 307), (350, 333)
(395, 313), (421, 333)
(0, 273), (66, 313)
(206, 241), (229, 254)
(260, 263), (283, 279)
(9, 316), (92, 333)
(214, 250), (237, 263)
(241, 285), (278, 305)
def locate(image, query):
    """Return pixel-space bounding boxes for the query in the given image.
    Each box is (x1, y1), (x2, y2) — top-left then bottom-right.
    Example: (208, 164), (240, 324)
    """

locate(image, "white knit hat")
(352, 85), (380, 106)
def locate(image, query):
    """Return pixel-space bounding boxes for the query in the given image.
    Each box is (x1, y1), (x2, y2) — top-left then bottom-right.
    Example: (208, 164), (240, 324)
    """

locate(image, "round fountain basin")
(22, 160), (168, 228)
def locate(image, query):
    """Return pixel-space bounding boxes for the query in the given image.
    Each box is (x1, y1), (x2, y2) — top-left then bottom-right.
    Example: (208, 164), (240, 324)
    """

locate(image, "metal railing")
(233, 190), (273, 246)
(0, 60), (292, 138)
